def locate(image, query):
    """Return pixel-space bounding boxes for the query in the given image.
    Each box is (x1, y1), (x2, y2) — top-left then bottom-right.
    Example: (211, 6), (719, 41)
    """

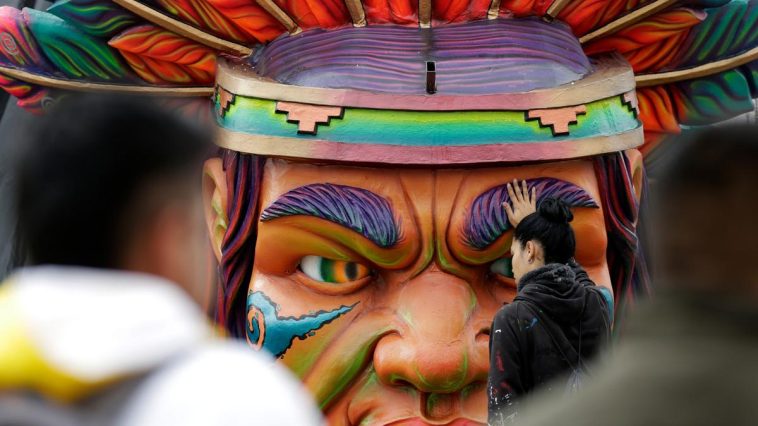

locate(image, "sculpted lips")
(386, 419), (485, 426)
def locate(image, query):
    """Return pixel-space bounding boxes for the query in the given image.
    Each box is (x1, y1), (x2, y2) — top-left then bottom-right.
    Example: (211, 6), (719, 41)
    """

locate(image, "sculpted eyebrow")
(260, 183), (400, 248)
(464, 178), (598, 249)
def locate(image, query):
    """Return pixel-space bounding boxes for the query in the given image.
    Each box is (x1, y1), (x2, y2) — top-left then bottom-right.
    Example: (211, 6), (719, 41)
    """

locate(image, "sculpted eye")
(490, 257), (513, 279)
(300, 255), (372, 283)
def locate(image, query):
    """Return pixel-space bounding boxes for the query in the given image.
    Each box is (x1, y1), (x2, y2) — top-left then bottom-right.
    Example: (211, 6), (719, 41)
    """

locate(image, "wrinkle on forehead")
(258, 160), (604, 278)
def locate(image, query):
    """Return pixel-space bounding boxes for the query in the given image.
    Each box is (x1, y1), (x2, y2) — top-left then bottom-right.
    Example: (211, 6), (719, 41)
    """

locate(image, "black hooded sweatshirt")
(487, 261), (612, 425)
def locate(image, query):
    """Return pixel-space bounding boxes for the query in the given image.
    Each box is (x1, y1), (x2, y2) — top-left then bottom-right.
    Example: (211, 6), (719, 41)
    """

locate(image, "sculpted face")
(201, 24), (646, 419)
(239, 158), (611, 425)
(195, 15), (646, 424)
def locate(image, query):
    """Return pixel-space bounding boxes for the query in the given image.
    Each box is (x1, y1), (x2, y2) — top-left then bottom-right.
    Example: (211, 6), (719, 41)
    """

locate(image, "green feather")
(674, 68), (755, 125)
(48, 0), (138, 38)
(25, 8), (128, 81)
(675, 1), (758, 68)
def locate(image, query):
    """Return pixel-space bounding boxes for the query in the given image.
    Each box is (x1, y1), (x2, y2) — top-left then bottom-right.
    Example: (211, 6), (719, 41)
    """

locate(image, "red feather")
(637, 86), (681, 135)
(109, 25), (216, 85)
(363, 0), (418, 25)
(433, 0), (490, 24)
(273, 0), (351, 29)
(559, 0), (644, 37)
(205, 0), (286, 42)
(0, 72), (59, 114)
(500, 0), (552, 17)
(583, 9), (703, 73)
(156, 0), (248, 42)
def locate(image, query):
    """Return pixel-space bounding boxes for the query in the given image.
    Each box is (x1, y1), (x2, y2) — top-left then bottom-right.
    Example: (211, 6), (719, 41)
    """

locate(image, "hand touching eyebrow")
(504, 179), (536, 228)
(464, 178), (598, 250)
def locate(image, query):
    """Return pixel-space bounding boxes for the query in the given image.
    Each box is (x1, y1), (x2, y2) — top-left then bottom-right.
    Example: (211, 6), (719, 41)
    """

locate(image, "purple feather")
(253, 18), (591, 95)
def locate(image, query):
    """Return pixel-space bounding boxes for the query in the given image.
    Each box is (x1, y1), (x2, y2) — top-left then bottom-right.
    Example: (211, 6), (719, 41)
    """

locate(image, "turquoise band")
(215, 94), (640, 147)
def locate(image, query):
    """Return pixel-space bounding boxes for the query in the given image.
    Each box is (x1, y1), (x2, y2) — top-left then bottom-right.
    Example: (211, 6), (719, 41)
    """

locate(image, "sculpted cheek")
(246, 274), (361, 377)
(572, 209), (608, 267)
(245, 291), (355, 358)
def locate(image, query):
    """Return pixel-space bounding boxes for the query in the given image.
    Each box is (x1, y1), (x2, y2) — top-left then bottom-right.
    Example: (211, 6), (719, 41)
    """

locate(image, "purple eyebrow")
(464, 178), (598, 249)
(260, 183), (399, 248)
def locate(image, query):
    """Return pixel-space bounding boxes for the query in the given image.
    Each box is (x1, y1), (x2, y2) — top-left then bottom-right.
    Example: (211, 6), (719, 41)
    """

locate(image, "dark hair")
(216, 151), (265, 336)
(13, 94), (211, 268)
(513, 197), (576, 264)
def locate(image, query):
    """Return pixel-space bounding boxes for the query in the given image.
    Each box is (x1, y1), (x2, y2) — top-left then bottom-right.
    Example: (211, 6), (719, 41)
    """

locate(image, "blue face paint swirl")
(246, 291), (355, 358)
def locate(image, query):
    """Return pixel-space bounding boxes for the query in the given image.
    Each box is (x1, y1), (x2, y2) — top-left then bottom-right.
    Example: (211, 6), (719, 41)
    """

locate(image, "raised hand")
(503, 179), (537, 228)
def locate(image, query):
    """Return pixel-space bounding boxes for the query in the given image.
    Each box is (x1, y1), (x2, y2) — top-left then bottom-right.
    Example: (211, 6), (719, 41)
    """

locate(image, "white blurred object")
(117, 342), (324, 426)
(5, 266), (324, 426)
(13, 266), (210, 382)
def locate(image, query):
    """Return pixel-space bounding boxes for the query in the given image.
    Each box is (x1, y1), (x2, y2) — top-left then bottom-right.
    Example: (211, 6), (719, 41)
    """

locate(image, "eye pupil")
(490, 257), (514, 279)
(345, 262), (357, 281)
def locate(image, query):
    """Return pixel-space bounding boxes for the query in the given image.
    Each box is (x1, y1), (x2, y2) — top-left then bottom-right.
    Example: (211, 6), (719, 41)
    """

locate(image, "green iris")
(300, 255), (369, 283)
(490, 257), (514, 278)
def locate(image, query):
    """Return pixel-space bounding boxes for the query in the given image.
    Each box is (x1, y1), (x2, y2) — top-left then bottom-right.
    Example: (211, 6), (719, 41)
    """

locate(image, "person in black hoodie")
(487, 180), (612, 425)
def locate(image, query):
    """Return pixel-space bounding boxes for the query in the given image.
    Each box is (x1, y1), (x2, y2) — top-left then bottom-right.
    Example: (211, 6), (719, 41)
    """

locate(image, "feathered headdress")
(0, 0), (755, 158)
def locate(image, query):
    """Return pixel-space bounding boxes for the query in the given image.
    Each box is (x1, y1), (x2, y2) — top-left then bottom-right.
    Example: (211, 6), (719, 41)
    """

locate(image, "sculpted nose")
(374, 266), (488, 393)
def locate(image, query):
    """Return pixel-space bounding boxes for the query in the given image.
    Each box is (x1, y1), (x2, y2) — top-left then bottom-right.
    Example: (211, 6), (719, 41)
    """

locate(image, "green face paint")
(490, 257), (514, 278)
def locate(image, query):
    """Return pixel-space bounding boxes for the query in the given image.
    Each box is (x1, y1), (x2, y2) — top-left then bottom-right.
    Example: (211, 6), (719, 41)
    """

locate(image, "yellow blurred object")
(0, 283), (109, 402)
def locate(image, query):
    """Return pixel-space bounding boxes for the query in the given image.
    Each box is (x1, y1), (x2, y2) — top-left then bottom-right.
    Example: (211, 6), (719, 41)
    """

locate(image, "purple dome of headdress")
(253, 18), (592, 95)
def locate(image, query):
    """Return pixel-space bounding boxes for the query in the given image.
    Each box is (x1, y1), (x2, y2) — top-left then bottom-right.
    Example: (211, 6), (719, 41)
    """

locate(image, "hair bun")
(538, 197), (574, 224)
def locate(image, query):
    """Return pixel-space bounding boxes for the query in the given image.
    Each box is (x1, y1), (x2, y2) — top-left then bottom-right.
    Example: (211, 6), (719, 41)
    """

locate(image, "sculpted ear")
(203, 158), (228, 263)
(626, 149), (644, 206)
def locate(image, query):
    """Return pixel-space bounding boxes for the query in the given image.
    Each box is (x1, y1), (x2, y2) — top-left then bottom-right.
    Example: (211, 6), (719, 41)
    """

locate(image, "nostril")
(422, 392), (457, 421)
(391, 377), (415, 388)
(476, 327), (491, 346)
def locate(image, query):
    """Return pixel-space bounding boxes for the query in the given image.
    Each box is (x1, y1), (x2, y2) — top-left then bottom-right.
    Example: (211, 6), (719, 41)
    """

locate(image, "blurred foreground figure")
(520, 124), (758, 426)
(0, 95), (322, 426)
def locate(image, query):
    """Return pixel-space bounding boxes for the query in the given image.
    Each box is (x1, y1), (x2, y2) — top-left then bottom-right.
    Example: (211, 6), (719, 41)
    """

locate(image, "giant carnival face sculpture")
(1, 0), (758, 424)
(200, 20), (651, 424)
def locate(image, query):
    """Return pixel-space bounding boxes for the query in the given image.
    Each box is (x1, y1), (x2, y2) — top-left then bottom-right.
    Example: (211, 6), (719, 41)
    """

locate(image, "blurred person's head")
(13, 95), (211, 303)
(511, 198), (577, 282)
(653, 124), (758, 300)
